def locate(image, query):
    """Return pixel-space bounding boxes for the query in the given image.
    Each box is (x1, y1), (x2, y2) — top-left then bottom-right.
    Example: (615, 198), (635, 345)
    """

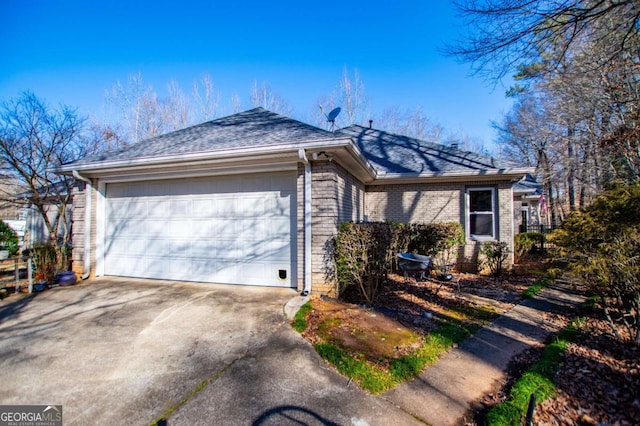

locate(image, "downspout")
(298, 149), (312, 296)
(72, 171), (92, 280)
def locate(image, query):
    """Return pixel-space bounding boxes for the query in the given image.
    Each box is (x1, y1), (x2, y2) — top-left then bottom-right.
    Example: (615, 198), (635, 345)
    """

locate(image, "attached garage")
(101, 171), (296, 287)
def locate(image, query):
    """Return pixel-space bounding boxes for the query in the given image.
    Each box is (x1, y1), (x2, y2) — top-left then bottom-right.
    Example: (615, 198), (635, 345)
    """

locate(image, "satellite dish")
(327, 107), (341, 122)
(319, 105), (342, 132)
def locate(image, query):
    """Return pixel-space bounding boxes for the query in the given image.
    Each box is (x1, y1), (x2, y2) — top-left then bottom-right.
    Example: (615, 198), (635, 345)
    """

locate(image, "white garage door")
(104, 172), (295, 287)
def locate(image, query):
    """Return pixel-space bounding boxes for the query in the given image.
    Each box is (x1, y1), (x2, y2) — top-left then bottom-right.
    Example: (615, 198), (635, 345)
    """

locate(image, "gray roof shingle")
(70, 107), (338, 166)
(337, 125), (520, 175)
(513, 174), (543, 195)
(66, 108), (525, 179)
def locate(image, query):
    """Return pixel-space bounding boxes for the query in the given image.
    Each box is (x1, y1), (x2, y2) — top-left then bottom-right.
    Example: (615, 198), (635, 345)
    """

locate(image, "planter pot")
(56, 271), (77, 286)
(33, 282), (46, 292)
(0, 250), (9, 260)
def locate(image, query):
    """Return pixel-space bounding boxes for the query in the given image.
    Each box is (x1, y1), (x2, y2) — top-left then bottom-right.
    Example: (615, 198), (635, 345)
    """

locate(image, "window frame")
(466, 187), (497, 241)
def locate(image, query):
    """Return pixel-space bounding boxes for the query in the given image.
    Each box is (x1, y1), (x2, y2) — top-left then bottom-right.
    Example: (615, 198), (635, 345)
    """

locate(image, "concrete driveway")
(0, 278), (421, 426)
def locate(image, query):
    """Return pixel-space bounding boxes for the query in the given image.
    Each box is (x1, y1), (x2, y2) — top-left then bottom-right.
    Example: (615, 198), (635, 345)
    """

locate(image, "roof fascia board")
(58, 138), (358, 177)
(58, 137), (354, 175)
(96, 163), (300, 184)
(367, 167), (535, 185)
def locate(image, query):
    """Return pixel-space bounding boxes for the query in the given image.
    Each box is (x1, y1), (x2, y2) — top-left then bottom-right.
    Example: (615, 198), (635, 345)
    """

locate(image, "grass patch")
(315, 319), (477, 394)
(486, 319), (583, 425)
(291, 301), (312, 332)
(447, 304), (501, 323)
(315, 343), (395, 394)
(521, 277), (549, 299)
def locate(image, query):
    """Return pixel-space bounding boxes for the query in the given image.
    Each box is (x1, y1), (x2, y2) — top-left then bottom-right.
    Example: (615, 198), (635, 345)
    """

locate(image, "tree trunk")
(567, 125), (576, 211)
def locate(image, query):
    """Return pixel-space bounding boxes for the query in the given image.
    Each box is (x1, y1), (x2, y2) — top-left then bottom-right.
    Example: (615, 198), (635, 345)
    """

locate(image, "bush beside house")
(334, 222), (464, 304)
(552, 184), (640, 346)
(0, 220), (19, 258)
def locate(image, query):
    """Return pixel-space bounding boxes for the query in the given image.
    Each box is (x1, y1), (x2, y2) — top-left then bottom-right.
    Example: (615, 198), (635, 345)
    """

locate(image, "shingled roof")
(71, 107), (338, 166)
(64, 108), (527, 179)
(337, 125), (521, 176)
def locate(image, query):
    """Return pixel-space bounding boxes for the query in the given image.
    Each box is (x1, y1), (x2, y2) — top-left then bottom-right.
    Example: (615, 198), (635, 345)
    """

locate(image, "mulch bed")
(331, 266), (640, 424)
(532, 316), (640, 425)
(339, 271), (537, 332)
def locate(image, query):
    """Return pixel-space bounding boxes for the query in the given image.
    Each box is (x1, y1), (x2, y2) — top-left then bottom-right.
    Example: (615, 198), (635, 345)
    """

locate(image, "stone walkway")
(382, 278), (585, 426)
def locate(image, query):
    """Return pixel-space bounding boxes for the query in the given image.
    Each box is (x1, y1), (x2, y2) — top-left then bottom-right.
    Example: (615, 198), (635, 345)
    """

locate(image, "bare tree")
(453, 0), (640, 217)
(449, 0), (640, 80)
(192, 73), (220, 122)
(0, 91), (91, 246)
(230, 92), (243, 113)
(374, 106), (444, 142)
(249, 81), (293, 115)
(314, 67), (370, 129)
(338, 67), (369, 125)
(104, 72), (164, 144)
(162, 79), (191, 131)
(495, 91), (562, 224)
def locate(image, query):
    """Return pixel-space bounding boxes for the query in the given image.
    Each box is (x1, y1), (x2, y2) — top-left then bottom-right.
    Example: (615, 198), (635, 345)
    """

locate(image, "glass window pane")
(470, 190), (493, 212)
(470, 213), (493, 236)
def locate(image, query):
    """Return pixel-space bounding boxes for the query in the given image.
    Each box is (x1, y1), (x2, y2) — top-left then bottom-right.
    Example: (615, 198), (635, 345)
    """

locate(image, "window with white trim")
(467, 187), (496, 240)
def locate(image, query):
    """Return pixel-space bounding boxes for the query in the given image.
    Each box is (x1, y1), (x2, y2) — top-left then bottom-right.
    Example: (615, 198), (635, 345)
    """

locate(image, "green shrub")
(514, 232), (543, 260)
(553, 184), (640, 345)
(32, 242), (58, 283)
(0, 220), (19, 256)
(480, 241), (510, 276)
(335, 222), (394, 306)
(411, 223), (465, 276)
(57, 243), (72, 272)
(334, 222), (465, 303)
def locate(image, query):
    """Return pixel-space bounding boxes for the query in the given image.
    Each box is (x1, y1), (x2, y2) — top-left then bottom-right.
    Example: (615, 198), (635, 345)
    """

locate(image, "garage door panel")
(167, 220), (192, 237)
(106, 254), (142, 276)
(107, 220), (147, 239)
(147, 200), (171, 217)
(121, 238), (148, 254)
(269, 217), (290, 236)
(193, 199), (214, 216)
(110, 200), (147, 218)
(216, 198), (237, 216)
(238, 197), (264, 216)
(191, 240), (216, 258)
(104, 172), (294, 287)
(265, 241), (290, 260)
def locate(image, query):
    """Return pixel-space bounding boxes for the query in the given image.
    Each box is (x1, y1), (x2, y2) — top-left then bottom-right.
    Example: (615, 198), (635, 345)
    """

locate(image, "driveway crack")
(149, 320), (287, 426)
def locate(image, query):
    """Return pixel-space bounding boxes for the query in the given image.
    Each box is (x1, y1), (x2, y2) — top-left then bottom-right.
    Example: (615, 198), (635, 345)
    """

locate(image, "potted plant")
(32, 242), (58, 287)
(54, 243), (76, 286)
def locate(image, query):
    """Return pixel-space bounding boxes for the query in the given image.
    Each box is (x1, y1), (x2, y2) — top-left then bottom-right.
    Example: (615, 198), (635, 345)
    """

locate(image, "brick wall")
(71, 179), (98, 278)
(336, 162), (365, 223)
(310, 161), (338, 295)
(365, 182), (465, 223)
(365, 180), (515, 272)
(71, 181), (85, 275)
(309, 161), (365, 295)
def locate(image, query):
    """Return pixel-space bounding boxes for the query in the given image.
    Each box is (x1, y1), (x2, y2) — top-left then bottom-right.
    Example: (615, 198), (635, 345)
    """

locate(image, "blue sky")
(1, 0), (513, 148)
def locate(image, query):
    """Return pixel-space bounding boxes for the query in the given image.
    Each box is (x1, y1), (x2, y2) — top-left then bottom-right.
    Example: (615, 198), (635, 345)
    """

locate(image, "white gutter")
(57, 138), (354, 174)
(72, 171), (92, 280)
(375, 167), (535, 180)
(298, 149), (312, 296)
